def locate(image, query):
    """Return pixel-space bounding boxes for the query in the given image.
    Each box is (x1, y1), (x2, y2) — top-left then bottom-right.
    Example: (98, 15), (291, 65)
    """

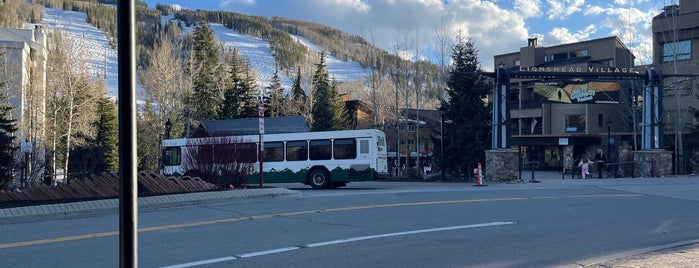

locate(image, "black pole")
(607, 120), (611, 178)
(118, 1), (138, 267)
(439, 105), (445, 181)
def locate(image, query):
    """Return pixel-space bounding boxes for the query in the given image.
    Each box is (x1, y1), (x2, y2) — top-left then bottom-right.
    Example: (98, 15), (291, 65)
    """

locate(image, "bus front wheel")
(309, 169), (330, 189)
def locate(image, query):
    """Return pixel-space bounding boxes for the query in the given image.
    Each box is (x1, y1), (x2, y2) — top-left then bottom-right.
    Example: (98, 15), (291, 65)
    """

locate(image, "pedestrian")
(578, 154), (590, 179)
(594, 149), (605, 178)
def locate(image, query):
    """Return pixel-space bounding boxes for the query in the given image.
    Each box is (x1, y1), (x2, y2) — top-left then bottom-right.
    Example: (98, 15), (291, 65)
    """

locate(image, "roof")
(401, 108), (441, 124)
(195, 116), (309, 137)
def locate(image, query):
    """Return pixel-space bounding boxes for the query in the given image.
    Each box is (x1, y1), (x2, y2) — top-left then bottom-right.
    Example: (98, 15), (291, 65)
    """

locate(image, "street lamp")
(606, 118), (612, 177)
(164, 118), (172, 139)
(439, 104), (446, 181)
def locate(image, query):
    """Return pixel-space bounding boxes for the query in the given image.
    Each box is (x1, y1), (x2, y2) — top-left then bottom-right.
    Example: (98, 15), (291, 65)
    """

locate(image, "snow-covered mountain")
(38, 7), (370, 100)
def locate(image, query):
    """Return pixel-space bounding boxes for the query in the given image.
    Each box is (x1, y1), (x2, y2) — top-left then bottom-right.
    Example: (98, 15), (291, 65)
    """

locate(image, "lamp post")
(439, 104), (446, 181)
(606, 118), (612, 177)
(164, 119), (172, 139)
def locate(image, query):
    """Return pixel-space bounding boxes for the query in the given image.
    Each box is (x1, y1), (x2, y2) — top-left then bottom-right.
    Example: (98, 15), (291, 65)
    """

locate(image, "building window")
(550, 52), (568, 61)
(663, 40), (691, 62)
(598, 114), (604, 127)
(570, 50), (589, 58)
(514, 59), (520, 66)
(565, 114), (586, 133)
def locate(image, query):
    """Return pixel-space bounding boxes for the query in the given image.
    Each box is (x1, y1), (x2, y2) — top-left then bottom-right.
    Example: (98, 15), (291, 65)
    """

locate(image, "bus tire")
(309, 169), (330, 189)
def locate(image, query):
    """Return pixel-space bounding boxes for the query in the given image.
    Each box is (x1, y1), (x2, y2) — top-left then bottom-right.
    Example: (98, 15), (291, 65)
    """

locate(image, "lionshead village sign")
(454, 66), (693, 180)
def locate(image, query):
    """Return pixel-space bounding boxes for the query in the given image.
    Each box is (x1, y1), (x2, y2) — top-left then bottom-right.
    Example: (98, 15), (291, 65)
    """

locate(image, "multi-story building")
(493, 36), (638, 173)
(652, 0), (699, 173)
(0, 25), (48, 182)
(384, 108), (441, 176)
(0, 25), (48, 145)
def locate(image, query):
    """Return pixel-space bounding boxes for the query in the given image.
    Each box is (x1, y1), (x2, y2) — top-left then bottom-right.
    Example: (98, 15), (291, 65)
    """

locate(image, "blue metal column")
(492, 64), (510, 149)
(642, 67), (663, 150)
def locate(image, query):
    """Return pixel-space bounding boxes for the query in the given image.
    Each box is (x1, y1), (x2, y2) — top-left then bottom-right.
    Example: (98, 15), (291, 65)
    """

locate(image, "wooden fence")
(0, 172), (217, 205)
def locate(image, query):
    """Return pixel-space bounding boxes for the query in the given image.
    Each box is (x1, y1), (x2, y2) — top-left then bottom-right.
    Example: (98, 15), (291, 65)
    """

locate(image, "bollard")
(474, 162), (487, 186)
(529, 161), (541, 183)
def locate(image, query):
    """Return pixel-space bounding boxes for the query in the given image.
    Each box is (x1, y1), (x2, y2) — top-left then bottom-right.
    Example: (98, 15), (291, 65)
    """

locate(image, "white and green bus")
(162, 129), (389, 188)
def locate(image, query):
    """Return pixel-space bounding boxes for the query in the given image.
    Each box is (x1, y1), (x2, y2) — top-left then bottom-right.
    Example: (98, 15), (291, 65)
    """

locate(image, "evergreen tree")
(443, 33), (492, 174)
(0, 83), (17, 189)
(190, 19), (221, 121)
(291, 65), (306, 102)
(267, 66), (286, 117)
(219, 49), (258, 119)
(311, 51), (336, 131)
(137, 101), (161, 172)
(94, 97), (118, 173)
(329, 78), (346, 129)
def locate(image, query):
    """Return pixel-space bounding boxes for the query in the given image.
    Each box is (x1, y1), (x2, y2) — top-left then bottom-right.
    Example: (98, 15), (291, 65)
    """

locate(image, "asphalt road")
(1, 176), (699, 267)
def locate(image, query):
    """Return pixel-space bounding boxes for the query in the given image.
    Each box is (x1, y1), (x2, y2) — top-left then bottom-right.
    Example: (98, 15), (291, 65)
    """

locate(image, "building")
(493, 36), (639, 173)
(0, 26), (48, 142)
(0, 25), (48, 182)
(652, 0), (699, 173)
(384, 108), (441, 176)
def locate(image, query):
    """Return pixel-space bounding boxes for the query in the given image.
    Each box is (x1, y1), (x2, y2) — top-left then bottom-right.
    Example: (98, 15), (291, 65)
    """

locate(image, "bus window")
(310, 139), (332, 160)
(163, 146), (181, 166)
(334, 138), (357, 159)
(236, 143), (258, 163)
(360, 140), (369, 154)
(286, 140), (308, 161)
(264, 141), (284, 162)
(213, 144), (236, 164)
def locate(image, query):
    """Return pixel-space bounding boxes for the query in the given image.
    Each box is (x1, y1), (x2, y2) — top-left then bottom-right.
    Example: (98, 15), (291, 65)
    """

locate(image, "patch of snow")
(39, 8), (123, 100)
(37, 8), (370, 101)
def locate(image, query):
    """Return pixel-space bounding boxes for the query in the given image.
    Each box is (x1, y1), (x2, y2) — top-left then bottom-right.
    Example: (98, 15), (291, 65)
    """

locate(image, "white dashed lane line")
(161, 221), (516, 268)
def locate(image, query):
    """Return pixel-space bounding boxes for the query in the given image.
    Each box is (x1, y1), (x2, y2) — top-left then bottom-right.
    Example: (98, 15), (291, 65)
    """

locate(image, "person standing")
(578, 155), (590, 179)
(594, 149), (605, 178)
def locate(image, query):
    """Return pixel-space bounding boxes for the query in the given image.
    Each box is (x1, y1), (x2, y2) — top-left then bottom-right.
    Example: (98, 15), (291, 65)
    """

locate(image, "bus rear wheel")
(309, 169), (330, 189)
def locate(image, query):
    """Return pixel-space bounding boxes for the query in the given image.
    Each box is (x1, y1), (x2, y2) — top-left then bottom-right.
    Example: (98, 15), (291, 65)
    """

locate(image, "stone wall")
(633, 150), (673, 177)
(485, 149), (519, 182)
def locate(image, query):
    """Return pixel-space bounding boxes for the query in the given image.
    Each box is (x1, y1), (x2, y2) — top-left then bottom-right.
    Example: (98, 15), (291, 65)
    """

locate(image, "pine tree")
(443, 33), (492, 173)
(0, 81), (17, 189)
(267, 66), (286, 117)
(190, 19), (221, 121)
(311, 51), (336, 131)
(219, 49), (258, 119)
(94, 97), (118, 173)
(291, 65), (306, 102)
(137, 101), (161, 172)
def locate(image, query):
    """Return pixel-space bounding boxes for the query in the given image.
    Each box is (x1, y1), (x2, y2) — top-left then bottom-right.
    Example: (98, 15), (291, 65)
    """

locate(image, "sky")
(143, 0), (679, 71)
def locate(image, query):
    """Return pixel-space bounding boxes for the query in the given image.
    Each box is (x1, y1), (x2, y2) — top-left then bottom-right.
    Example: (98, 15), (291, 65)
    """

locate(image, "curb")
(0, 188), (302, 224)
(556, 239), (699, 268)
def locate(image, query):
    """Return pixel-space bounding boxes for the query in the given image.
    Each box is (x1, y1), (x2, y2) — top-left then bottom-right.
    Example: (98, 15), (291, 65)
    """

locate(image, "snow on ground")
(209, 23), (294, 90)
(38, 7), (369, 100)
(290, 34), (370, 82)
(39, 8), (122, 99)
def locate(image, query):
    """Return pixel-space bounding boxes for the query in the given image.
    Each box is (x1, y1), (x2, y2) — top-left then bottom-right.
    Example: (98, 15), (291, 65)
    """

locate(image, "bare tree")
(46, 29), (102, 182)
(181, 136), (255, 188)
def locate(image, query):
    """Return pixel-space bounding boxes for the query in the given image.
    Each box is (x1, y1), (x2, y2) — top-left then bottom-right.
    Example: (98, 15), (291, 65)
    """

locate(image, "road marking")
(0, 194), (641, 249)
(161, 222), (516, 268)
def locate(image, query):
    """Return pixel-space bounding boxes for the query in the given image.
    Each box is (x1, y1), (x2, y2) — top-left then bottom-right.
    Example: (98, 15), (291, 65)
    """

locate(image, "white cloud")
(219, 0), (256, 6)
(584, 5), (605, 15)
(549, 24), (596, 44)
(515, 0), (542, 19)
(546, 0), (585, 20)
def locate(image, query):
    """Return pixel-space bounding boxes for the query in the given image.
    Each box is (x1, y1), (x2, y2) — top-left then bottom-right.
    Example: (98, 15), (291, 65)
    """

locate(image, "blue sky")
(145, 0), (677, 70)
